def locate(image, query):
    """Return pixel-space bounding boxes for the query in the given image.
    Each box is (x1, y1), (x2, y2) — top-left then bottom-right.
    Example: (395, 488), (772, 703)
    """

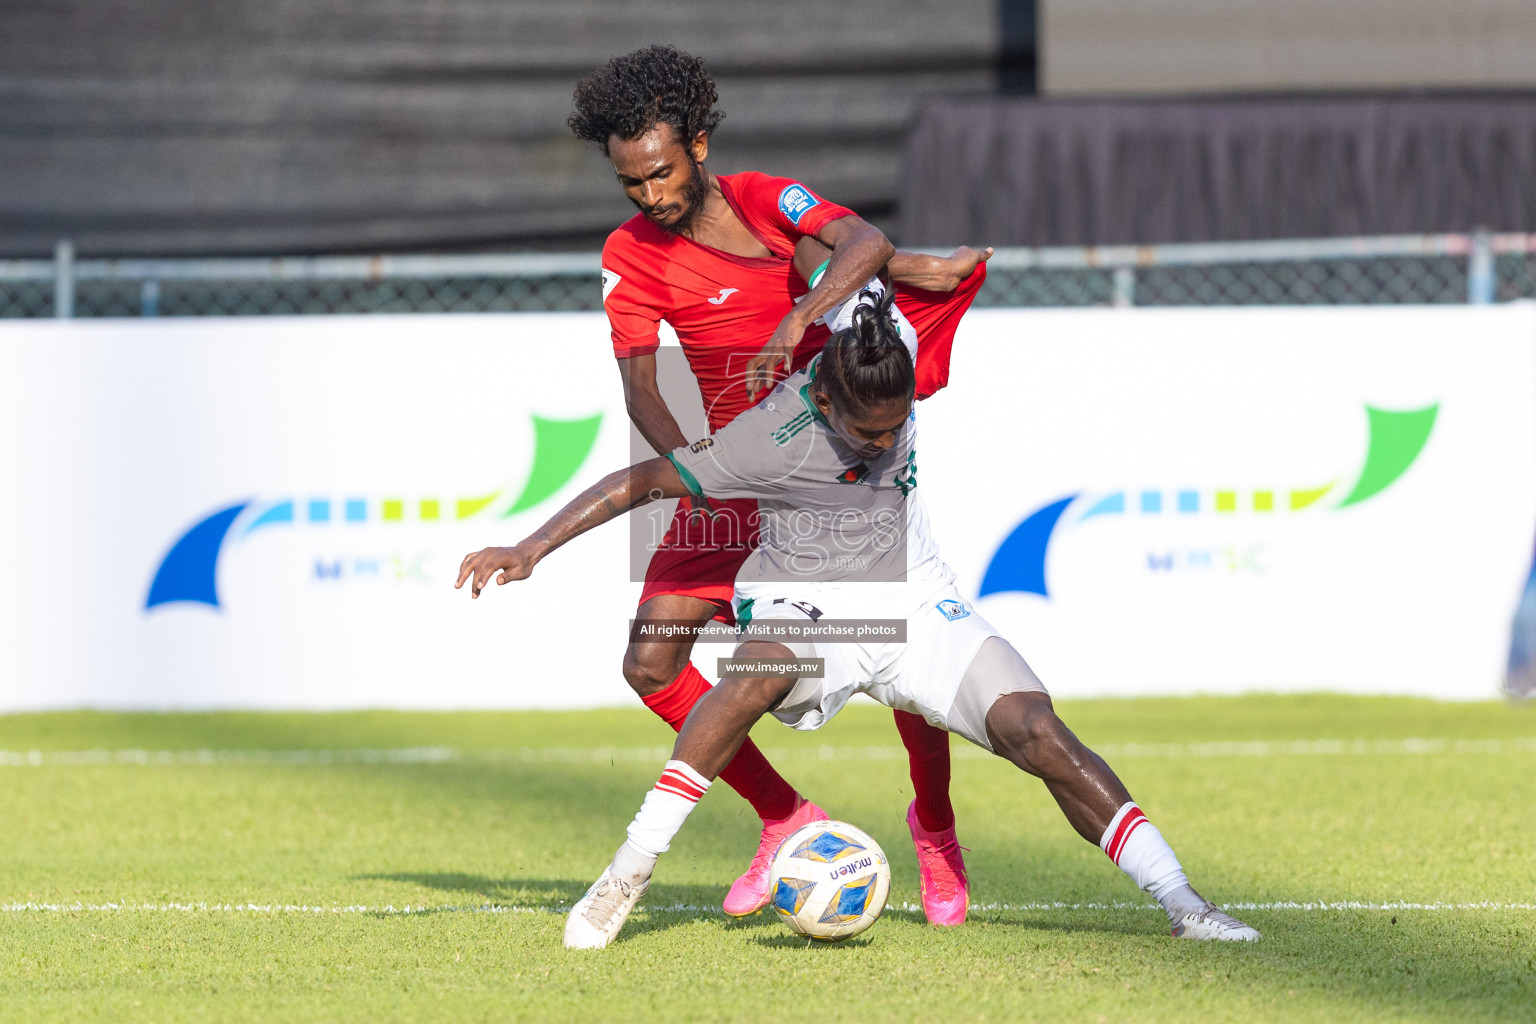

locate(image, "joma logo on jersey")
(778, 184), (819, 226)
(707, 288), (738, 305)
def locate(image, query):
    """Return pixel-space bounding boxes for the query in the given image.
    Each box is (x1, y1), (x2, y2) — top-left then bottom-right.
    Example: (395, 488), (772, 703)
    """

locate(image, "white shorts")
(731, 577), (1048, 751)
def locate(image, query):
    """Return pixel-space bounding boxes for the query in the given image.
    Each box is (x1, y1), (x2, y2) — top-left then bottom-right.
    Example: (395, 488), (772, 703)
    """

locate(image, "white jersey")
(664, 283), (945, 587)
(668, 282), (1035, 746)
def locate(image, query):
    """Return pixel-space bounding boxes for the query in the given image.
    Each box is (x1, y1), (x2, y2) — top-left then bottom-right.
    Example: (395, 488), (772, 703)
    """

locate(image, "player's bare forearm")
(888, 246), (994, 292)
(794, 216), (896, 326)
(745, 216), (894, 398)
(796, 237), (992, 295)
(455, 457), (689, 598)
(617, 355), (689, 454)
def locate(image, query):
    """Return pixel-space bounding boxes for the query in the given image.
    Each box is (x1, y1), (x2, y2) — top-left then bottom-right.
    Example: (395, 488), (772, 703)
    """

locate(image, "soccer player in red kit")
(566, 45), (989, 923)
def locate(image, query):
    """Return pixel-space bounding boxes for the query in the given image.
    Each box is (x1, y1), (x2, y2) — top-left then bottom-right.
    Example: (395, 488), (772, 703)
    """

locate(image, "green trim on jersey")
(894, 449), (918, 496)
(663, 452), (706, 500)
(736, 597), (755, 626)
(807, 259), (830, 289)
(798, 383), (831, 428)
(797, 358), (831, 428)
(772, 410), (814, 447)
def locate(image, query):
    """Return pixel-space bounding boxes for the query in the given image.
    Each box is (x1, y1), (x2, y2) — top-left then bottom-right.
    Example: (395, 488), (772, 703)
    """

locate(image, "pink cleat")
(906, 801), (969, 926)
(722, 798), (829, 917)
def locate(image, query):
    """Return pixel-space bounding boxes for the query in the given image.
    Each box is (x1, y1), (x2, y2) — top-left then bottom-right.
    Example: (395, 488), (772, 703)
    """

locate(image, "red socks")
(894, 709), (955, 832)
(641, 667), (955, 831)
(640, 663), (800, 823)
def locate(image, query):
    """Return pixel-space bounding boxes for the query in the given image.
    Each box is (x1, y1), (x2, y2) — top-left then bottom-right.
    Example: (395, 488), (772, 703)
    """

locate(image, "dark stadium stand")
(900, 94), (1536, 247)
(0, 1), (1034, 257)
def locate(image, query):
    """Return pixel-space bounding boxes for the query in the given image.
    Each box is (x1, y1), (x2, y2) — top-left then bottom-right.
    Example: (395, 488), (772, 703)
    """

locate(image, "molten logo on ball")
(769, 820), (891, 941)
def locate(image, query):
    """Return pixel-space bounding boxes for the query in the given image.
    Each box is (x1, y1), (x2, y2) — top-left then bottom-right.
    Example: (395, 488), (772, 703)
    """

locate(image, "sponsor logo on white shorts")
(936, 599), (970, 621)
(778, 184), (819, 226)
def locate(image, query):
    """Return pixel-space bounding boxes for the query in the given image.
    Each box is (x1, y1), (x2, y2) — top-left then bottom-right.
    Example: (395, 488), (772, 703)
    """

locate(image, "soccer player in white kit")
(457, 284), (1262, 950)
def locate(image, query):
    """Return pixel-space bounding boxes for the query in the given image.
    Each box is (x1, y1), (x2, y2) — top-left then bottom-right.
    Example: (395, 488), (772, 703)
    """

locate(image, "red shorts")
(638, 496), (760, 623)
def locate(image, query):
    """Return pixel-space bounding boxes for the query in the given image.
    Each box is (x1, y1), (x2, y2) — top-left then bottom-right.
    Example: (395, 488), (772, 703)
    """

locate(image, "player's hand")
(744, 313), (806, 401)
(926, 246), (993, 292)
(455, 544), (537, 598)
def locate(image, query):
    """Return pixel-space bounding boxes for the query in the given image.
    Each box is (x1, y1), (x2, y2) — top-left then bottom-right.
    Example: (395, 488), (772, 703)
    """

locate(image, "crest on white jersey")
(601, 268), (622, 303)
(936, 599), (970, 621)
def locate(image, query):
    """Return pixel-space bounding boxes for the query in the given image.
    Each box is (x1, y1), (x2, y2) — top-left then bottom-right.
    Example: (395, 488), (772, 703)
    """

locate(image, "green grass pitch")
(2, 694), (1534, 1023)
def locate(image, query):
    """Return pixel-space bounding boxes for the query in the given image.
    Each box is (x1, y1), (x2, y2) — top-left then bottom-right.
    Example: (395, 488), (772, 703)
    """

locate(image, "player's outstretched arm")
(887, 246), (994, 292)
(455, 457), (690, 598)
(792, 237), (994, 295)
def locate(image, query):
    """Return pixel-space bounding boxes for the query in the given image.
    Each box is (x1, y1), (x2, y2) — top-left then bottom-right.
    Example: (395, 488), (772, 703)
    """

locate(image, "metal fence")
(3, 233), (1533, 319)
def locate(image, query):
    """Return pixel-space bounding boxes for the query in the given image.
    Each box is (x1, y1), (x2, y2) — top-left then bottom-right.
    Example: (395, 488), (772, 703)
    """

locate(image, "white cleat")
(1171, 900), (1262, 942)
(563, 867), (647, 949)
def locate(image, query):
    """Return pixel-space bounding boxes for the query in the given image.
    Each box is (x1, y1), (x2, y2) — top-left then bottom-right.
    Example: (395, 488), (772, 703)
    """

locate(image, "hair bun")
(820, 284), (914, 412)
(848, 286), (896, 349)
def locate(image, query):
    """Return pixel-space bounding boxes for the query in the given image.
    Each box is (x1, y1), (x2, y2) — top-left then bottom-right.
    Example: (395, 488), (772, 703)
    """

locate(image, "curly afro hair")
(567, 45), (724, 154)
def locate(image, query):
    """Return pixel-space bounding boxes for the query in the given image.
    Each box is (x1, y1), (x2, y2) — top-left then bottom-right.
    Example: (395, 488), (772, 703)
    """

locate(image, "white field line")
(3, 737), (1535, 768)
(2, 900), (1532, 916)
(0, 747), (460, 767)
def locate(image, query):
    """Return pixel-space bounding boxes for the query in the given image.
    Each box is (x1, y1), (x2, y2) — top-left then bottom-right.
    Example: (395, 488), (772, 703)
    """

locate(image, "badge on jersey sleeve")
(601, 268), (622, 302)
(778, 184), (820, 226)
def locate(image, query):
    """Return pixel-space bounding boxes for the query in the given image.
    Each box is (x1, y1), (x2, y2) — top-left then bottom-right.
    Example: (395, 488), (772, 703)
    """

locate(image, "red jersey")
(610, 172), (987, 619)
(602, 172), (851, 431)
(601, 170), (986, 429)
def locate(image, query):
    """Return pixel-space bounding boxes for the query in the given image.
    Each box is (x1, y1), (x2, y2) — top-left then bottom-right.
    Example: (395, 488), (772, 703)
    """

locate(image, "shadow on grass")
(965, 908), (1158, 939)
(360, 870), (1162, 947)
(748, 933), (873, 950)
(358, 871), (761, 938)
(215, 715), (1535, 1021)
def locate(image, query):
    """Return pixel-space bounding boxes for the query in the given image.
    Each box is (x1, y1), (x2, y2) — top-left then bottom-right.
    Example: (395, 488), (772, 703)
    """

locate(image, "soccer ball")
(768, 820), (891, 941)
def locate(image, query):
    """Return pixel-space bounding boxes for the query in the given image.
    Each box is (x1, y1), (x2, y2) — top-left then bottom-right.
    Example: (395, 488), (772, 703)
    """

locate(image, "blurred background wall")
(0, 1), (1035, 257)
(6, 1), (1536, 257)
(1041, 0), (1536, 96)
(899, 95), (1536, 247)
(901, 1), (1536, 247)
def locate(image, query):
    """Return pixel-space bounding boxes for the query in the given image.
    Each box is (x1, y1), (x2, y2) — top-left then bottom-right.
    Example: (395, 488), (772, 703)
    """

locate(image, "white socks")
(609, 840), (657, 888)
(609, 760), (713, 887)
(1100, 802), (1200, 919)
